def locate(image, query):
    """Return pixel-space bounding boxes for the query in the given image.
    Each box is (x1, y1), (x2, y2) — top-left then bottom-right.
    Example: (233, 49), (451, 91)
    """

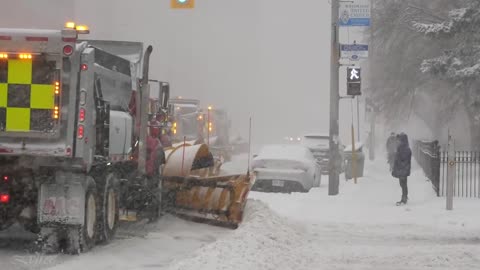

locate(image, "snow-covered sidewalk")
(172, 156), (480, 270)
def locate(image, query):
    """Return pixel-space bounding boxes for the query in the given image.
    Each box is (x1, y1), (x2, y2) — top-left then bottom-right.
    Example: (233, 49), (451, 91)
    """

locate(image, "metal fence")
(412, 140), (441, 196)
(439, 151), (480, 198)
(413, 140), (480, 198)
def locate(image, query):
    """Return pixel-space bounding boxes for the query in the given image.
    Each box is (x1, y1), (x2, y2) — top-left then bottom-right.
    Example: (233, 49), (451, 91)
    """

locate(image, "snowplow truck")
(205, 108), (233, 162)
(168, 98), (205, 144)
(0, 24), (166, 254)
(146, 83), (254, 229)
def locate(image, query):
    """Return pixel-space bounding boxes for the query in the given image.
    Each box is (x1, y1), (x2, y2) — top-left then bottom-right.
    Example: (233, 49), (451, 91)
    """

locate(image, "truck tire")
(66, 182), (98, 254)
(99, 173), (119, 243)
(37, 227), (60, 254)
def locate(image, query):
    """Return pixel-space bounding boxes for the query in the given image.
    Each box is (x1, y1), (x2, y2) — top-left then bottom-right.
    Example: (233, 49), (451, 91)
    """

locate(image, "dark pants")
(399, 177), (408, 201)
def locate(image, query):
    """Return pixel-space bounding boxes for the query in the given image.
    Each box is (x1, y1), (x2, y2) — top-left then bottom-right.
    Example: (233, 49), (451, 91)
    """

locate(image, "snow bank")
(165, 200), (314, 270)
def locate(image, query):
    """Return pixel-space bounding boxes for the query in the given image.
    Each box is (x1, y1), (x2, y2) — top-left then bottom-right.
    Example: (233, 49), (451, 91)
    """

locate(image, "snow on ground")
(1, 153), (479, 270)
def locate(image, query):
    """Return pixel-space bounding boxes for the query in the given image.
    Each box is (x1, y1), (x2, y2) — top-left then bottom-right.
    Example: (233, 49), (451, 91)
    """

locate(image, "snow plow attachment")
(162, 143), (253, 229)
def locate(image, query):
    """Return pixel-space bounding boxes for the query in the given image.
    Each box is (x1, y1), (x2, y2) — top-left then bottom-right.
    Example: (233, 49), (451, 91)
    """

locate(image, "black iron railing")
(412, 140), (441, 196)
(413, 139), (480, 198)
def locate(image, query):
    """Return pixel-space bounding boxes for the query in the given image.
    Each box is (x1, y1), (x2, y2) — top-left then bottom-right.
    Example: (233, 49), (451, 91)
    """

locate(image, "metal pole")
(446, 132), (455, 210)
(369, 109), (376, 161)
(181, 136), (186, 176)
(351, 124), (357, 184)
(357, 96), (360, 141)
(328, 0), (340, 195)
(207, 106), (211, 147)
(368, 0), (375, 161)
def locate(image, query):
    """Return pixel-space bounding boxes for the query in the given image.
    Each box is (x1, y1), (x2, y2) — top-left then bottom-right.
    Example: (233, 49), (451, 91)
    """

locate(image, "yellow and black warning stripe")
(0, 56), (57, 132)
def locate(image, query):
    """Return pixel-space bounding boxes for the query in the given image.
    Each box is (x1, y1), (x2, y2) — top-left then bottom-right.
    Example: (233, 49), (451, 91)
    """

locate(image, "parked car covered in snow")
(251, 145), (321, 193)
(302, 134), (345, 174)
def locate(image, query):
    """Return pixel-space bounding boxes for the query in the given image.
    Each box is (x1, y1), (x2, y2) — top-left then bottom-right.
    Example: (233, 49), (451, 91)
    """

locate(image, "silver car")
(251, 145), (322, 193)
(302, 134), (345, 174)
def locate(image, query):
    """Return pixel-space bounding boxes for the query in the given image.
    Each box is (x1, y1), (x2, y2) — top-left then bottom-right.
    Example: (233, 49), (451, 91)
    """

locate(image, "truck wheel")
(66, 184), (98, 254)
(100, 173), (119, 243)
(37, 227), (60, 254)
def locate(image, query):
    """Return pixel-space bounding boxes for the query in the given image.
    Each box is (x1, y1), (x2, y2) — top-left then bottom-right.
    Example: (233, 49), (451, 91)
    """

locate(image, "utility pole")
(328, 0), (340, 195)
(368, 0), (376, 161)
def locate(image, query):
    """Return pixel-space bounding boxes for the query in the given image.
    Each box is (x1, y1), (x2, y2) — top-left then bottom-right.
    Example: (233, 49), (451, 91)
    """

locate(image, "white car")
(251, 145), (321, 193)
(302, 134), (345, 174)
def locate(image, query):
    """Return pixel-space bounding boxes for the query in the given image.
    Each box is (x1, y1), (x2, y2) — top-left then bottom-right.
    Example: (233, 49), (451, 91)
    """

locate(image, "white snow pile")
(165, 199), (313, 270)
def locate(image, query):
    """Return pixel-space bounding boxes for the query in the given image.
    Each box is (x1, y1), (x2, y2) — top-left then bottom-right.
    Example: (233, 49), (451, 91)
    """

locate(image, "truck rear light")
(19, 54), (32, 59)
(0, 193), (10, 204)
(79, 108), (85, 122)
(53, 106), (60, 119)
(55, 81), (60, 95)
(26, 36), (48, 42)
(81, 64), (88, 71)
(63, 45), (73, 56)
(77, 125), (84, 139)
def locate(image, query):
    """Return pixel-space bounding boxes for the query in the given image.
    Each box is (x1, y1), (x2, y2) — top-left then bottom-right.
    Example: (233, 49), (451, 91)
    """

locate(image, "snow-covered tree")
(368, 0), (468, 141)
(415, 0), (480, 147)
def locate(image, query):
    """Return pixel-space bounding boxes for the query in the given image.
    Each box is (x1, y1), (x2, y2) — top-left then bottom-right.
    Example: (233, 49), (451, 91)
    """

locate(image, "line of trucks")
(0, 23), (252, 254)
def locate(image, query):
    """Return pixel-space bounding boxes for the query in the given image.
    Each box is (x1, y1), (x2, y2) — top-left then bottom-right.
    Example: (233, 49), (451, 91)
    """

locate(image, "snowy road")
(1, 154), (479, 270)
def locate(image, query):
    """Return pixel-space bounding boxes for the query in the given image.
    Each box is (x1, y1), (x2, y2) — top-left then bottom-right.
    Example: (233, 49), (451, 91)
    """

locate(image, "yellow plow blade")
(163, 174), (252, 229)
(162, 143), (253, 228)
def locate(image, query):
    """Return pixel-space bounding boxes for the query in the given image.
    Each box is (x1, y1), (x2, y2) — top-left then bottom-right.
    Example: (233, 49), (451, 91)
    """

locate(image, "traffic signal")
(347, 67), (362, 96)
(171, 0), (195, 9)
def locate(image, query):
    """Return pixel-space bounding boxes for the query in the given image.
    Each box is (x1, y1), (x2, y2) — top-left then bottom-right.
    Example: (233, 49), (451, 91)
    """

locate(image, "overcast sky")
(2, 0), (361, 147)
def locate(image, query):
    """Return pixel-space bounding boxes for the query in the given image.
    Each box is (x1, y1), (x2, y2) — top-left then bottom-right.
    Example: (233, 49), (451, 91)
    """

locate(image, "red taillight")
(26, 36), (48, 42)
(81, 64), (88, 71)
(0, 36), (12, 41)
(0, 194), (10, 204)
(79, 108), (85, 122)
(63, 45), (73, 56)
(2, 175), (8, 182)
(77, 125), (84, 139)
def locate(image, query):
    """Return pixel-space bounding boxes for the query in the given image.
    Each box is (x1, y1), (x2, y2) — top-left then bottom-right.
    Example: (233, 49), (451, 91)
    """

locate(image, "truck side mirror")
(160, 82), (170, 109)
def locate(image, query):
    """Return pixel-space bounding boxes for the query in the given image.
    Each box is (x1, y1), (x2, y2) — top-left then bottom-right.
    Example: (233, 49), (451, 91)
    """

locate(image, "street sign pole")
(357, 96), (360, 141)
(329, 0), (340, 196)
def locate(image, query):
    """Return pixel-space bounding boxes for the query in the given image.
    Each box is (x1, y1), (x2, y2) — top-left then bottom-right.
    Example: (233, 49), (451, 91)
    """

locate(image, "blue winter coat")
(392, 133), (412, 178)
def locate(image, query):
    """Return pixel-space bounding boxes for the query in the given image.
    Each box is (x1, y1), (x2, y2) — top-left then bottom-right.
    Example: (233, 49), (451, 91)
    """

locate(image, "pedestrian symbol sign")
(347, 67), (361, 96)
(350, 68), (359, 80)
(347, 67), (361, 83)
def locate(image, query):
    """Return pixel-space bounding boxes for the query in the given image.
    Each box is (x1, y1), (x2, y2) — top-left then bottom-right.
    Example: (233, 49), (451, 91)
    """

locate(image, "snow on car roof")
(256, 144), (312, 162)
(303, 133), (330, 138)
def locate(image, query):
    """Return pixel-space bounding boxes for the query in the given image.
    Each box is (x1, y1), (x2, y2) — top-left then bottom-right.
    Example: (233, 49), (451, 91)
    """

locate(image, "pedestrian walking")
(386, 132), (397, 171)
(392, 133), (412, 205)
